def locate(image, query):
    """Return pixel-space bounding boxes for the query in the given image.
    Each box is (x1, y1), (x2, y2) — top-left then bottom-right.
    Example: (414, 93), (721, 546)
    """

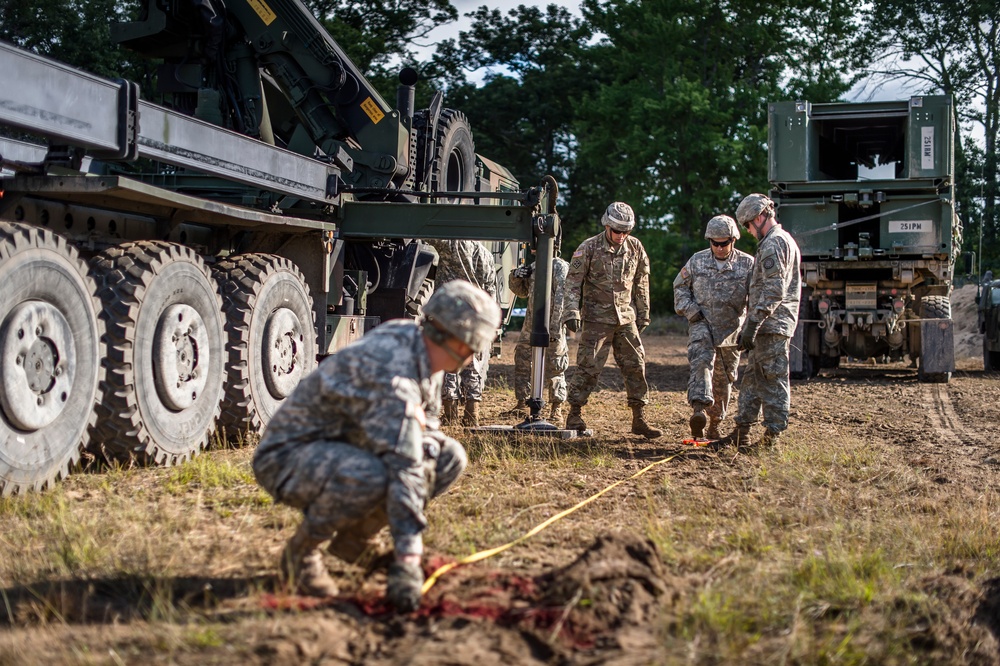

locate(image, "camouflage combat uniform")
(735, 224), (801, 433)
(562, 232), (652, 407)
(253, 320), (467, 557)
(673, 247), (754, 421)
(428, 240), (497, 402)
(509, 257), (570, 404)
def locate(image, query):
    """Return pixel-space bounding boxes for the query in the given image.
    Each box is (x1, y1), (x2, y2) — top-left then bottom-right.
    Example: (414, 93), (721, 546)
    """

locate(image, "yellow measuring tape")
(422, 453), (681, 594)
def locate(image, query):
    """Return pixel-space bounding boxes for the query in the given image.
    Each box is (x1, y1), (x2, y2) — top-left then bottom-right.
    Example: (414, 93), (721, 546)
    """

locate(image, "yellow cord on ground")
(422, 453), (681, 594)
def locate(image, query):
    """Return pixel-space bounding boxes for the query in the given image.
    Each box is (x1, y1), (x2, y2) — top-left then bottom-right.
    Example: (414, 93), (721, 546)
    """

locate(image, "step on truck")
(0, 0), (562, 495)
(769, 95), (961, 382)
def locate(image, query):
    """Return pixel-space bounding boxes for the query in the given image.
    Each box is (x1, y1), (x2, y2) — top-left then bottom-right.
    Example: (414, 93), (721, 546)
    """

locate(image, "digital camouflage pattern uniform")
(562, 232), (652, 407)
(253, 320), (467, 558)
(673, 247), (754, 421)
(509, 257), (570, 404)
(736, 224), (801, 433)
(428, 240), (497, 402)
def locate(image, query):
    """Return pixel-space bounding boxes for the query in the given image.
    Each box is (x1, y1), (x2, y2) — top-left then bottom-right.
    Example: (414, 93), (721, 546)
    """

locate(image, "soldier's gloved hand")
(738, 319), (761, 351)
(387, 556), (424, 612)
(565, 318), (581, 333)
(688, 309), (705, 323)
(637, 321), (650, 335)
(513, 265), (532, 279)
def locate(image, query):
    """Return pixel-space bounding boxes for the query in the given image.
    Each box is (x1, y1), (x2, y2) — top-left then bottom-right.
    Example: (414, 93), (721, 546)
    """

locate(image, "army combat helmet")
(602, 202), (635, 233)
(422, 280), (501, 355)
(705, 214), (740, 240)
(735, 193), (775, 228)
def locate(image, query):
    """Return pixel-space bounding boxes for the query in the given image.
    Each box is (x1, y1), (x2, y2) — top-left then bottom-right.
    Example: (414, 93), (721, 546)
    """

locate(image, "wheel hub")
(153, 303), (210, 411)
(263, 307), (305, 399)
(0, 300), (77, 430)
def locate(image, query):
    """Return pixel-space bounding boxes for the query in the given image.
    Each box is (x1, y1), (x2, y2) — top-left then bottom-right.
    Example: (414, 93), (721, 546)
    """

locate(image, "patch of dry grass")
(1, 336), (999, 663)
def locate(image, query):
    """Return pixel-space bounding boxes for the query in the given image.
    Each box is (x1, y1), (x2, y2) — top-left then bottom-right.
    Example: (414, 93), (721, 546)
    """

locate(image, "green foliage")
(431, 5), (595, 192)
(6, 0), (995, 304)
(306, 0), (457, 74)
(468, 0), (852, 315)
(0, 0), (152, 82)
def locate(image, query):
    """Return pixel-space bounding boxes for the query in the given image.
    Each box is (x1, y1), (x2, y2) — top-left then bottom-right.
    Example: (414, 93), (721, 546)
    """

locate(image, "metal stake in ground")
(470, 176), (577, 439)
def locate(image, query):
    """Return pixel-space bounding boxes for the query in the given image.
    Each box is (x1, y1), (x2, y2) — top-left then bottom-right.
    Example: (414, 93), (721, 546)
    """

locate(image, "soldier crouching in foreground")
(253, 280), (501, 611)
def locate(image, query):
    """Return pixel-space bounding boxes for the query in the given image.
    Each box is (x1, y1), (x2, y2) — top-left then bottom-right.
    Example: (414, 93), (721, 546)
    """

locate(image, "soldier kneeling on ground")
(252, 280), (501, 611)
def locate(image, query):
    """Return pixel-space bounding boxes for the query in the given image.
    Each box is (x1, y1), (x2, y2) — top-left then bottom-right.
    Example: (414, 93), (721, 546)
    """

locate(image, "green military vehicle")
(768, 96), (960, 383)
(979, 270), (1000, 371)
(0, 0), (561, 494)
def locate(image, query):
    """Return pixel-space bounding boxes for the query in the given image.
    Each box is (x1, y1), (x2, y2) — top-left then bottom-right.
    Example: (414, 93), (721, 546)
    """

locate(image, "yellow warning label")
(247, 0), (277, 25)
(360, 97), (385, 125)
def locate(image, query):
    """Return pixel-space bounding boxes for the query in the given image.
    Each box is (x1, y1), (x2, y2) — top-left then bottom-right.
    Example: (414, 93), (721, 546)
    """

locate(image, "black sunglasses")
(710, 238), (734, 248)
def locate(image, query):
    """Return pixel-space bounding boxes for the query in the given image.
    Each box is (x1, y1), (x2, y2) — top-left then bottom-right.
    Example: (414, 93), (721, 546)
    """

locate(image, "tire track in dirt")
(921, 384), (967, 440)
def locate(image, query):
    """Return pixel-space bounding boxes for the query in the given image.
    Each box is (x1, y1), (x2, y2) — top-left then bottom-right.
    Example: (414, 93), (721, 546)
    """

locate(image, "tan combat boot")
(565, 404), (586, 432)
(758, 429), (782, 448)
(548, 401), (564, 422)
(462, 399), (480, 427)
(689, 406), (708, 439)
(712, 424), (752, 449)
(631, 405), (662, 439)
(328, 507), (390, 568)
(280, 523), (339, 597)
(706, 417), (722, 440)
(441, 399), (459, 425)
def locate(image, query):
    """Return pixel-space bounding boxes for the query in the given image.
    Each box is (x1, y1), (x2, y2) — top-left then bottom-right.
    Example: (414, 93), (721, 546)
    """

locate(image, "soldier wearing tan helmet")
(253, 280), (501, 611)
(714, 193), (801, 449)
(673, 215), (754, 439)
(561, 201), (662, 439)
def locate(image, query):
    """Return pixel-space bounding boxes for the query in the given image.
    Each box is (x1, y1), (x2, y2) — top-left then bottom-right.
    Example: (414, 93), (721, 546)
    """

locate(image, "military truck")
(0, 0), (561, 494)
(769, 96), (960, 383)
(979, 270), (1000, 371)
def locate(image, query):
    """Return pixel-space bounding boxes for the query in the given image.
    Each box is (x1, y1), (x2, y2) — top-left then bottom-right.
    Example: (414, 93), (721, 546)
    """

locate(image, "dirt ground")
(1, 287), (998, 664)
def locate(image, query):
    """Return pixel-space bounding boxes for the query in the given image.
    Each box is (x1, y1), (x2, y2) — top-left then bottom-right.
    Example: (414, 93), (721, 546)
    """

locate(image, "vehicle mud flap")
(920, 318), (954, 377)
(790, 319), (807, 379)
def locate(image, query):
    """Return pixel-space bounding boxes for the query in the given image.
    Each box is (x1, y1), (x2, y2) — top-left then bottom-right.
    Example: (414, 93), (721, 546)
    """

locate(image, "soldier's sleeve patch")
(571, 259), (583, 269)
(761, 251), (781, 277)
(573, 250), (584, 258)
(680, 267), (690, 279)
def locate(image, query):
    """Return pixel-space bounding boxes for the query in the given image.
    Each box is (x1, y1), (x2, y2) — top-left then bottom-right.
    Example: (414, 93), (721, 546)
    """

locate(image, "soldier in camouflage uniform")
(673, 215), (754, 439)
(562, 202), (662, 439)
(253, 281), (501, 611)
(507, 252), (570, 421)
(427, 240), (497, 427)
(716, 194), (801, 449)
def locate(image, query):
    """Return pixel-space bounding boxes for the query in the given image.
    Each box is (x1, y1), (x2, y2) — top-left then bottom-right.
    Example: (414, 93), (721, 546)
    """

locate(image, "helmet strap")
(422, 320), (470, 365)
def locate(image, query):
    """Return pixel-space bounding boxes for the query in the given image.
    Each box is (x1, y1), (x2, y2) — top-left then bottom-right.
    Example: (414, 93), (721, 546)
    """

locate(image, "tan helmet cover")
(601, 201), (636, 233)
(705, 214), (741, 240)
(735, 193), (775, 227)
(422, 280), (501, 354)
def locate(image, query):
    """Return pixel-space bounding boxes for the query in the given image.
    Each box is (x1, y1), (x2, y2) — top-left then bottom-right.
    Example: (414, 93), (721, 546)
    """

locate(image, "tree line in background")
(1, 0), (997, 310)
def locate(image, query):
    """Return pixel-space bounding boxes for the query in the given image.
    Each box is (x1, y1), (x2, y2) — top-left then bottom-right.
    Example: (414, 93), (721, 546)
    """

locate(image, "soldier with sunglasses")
(673, 215), (754, 439)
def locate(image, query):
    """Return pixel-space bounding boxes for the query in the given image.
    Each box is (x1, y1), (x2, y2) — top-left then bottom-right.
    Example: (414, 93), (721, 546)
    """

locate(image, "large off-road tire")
(985, 337), (1000, 373)
(415, 109), (476, 203)
(91, 242), (225, 465)
(918, 295), (951, 384)
(0, 223), (103, 495)
(214, 254), (316, 438)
